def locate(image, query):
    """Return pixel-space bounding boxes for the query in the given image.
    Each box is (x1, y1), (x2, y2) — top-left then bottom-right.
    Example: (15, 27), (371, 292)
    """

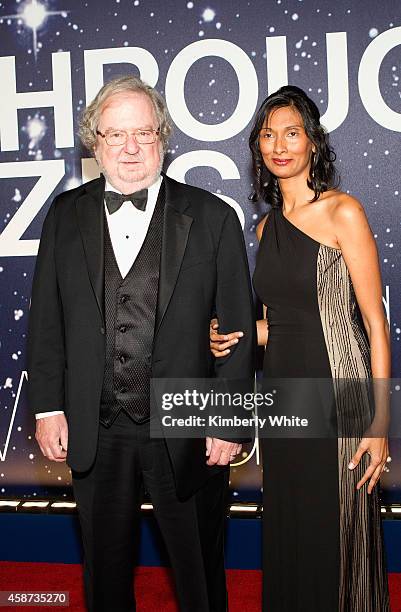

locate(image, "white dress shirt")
(35, 175), (162, 419)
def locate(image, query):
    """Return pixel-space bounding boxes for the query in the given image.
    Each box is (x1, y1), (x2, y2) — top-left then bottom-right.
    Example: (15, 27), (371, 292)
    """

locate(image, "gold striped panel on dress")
(317, 245), (389, 612)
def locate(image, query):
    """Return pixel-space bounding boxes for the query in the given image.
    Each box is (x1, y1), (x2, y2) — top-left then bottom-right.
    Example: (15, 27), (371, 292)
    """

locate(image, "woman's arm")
(255, 216), (269, 346)
(334, 194), (391, 493)
(334, 195), (390, 378)
(256, 317), (269, 347)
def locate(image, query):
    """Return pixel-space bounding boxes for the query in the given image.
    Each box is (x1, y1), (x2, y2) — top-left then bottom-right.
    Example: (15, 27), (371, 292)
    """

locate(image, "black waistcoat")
(99, 182), (165, 426)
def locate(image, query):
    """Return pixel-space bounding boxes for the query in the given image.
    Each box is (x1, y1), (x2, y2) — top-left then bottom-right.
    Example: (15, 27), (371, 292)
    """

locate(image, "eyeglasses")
(96, 128), (160, 146)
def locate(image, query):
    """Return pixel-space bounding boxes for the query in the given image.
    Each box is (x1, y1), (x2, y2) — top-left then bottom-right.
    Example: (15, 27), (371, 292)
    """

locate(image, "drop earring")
(311, 152), (316, 179)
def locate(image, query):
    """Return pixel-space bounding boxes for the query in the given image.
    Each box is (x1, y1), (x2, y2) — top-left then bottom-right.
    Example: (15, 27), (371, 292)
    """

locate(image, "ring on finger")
(386, 456), (392, 463)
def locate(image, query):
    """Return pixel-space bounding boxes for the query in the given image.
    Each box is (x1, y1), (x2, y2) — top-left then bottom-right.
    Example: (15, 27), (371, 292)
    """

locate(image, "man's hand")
(205, 437), (242, 466)
(35, 414), (68, 462)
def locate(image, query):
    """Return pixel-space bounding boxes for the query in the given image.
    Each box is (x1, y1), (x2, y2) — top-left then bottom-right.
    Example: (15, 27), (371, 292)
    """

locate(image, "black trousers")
(72, 410), (229, 612)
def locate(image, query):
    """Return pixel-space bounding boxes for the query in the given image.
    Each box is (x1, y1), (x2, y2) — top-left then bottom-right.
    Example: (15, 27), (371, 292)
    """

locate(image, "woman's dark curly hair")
(249, 85), (339, 208)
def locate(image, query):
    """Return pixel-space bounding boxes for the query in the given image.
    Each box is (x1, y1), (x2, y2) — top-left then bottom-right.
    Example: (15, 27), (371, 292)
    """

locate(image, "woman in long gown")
(211, 86), (391, 611)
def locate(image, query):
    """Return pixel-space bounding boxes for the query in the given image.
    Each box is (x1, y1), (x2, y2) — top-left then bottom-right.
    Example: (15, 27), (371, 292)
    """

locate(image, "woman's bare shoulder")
(320, 191), (370, 247)
(328, 191), (367, 226)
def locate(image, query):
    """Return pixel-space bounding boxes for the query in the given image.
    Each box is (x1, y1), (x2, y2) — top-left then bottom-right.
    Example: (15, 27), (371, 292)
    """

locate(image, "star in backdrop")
(0, 0), (68, 60)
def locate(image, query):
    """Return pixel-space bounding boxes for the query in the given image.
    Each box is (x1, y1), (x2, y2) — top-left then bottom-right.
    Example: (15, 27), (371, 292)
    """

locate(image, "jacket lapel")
(155, 175), (193, 335)
(74, 173), (192, 333)
(75, 175), (105, 323)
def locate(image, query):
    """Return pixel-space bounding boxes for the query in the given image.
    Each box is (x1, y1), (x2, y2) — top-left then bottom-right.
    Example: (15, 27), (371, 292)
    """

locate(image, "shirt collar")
(104, 174), (162, 197)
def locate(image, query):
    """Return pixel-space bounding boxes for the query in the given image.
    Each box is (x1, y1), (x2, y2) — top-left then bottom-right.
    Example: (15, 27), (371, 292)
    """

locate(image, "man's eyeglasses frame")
(96, 128), (160, 146)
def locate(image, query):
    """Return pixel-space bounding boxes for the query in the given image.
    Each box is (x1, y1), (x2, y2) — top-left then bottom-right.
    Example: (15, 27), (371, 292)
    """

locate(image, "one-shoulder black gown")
(253, 207), (389, 611)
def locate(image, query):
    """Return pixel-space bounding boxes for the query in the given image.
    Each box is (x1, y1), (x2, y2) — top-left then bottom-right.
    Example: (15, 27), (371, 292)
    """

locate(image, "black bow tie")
(104, 189), (148, 214)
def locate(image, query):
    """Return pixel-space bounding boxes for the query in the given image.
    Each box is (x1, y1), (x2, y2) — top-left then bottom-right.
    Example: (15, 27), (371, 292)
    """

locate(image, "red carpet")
(0, 563), (399, 611)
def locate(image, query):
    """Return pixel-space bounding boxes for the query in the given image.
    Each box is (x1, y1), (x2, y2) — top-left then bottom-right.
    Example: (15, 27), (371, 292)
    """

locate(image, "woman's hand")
(348, 436), (390, 494)
(210, 318), (244, 358)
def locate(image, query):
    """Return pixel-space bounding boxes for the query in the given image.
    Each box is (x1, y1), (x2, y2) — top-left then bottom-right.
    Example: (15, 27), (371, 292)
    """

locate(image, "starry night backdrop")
(0, 0), (400, 502)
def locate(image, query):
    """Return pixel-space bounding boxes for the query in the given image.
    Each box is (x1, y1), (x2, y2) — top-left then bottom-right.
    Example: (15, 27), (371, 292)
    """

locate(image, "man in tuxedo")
(28, 76), (255, 612)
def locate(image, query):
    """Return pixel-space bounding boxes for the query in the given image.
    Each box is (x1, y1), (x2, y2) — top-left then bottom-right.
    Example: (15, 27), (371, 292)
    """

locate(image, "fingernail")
(238, 332), (244, 337)
(348, 461), (355, 469)
(234, 338), (239, 343)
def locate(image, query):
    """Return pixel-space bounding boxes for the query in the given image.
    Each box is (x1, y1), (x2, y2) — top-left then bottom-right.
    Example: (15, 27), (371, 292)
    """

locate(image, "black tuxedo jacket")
(27, 173), (255, 499)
